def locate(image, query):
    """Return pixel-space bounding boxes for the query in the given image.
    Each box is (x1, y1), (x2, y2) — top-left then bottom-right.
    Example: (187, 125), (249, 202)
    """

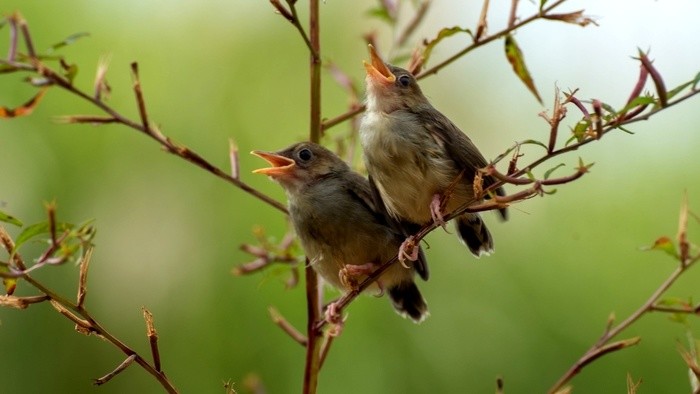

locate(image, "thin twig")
(548, 254), (699, 393)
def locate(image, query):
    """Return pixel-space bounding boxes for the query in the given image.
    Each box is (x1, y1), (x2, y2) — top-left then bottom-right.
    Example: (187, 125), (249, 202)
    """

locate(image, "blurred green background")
(1, 1), (700, 393)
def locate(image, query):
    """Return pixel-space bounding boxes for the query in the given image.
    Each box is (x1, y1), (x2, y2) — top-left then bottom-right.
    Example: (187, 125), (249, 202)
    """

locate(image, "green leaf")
(641, 236), (679, 259)
(504, 34), (542, 104)
(365, 7), (395, 24)
(571, 120), (590, 142)
(525, 170), (536, 181)
(693, 71), (700, 90)
(423, 26), (473, 66)
(542, 188), (557, 195)
(48, 32), (90, 53)
(617, 126), (634, 135)
(0, 210), (22, 227)
(667, 80), (694, 100)
(62, 63), (78, 84)
(521, 139), (548, 150)
(543, 163), (565, 180)
(540, 0), (548, 11)
(14, 222), (50, 249)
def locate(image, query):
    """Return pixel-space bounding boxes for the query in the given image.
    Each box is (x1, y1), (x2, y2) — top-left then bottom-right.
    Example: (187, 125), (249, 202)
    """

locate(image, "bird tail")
(388, 281), (429, 323)
(456, 213), (494, 257)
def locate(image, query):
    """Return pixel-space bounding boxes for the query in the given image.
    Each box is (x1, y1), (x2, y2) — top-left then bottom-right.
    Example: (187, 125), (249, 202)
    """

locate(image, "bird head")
(363, 44), (427, 113)
(252, 142), (348, 193)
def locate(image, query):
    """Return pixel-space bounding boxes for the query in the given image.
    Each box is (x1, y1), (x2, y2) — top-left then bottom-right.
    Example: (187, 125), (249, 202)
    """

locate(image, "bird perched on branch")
(252, 142), (429, 323)
(360, 44), (507, 260)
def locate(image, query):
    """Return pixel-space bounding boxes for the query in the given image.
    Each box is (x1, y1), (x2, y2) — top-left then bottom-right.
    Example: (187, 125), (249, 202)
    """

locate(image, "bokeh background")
(1, 1), (700, 393)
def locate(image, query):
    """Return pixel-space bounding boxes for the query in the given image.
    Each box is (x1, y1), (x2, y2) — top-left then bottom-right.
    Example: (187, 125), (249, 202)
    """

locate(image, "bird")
(252, 142), (429, 323)
(359, 44), (507, 260)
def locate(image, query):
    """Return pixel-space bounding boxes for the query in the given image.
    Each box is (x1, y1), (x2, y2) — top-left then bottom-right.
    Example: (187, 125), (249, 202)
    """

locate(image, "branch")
(321, 0), (570, 132)
(547, 253), (700, 392)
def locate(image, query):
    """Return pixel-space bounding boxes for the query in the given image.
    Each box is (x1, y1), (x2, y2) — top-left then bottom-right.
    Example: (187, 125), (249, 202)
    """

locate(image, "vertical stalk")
(303, 1), (322, 393)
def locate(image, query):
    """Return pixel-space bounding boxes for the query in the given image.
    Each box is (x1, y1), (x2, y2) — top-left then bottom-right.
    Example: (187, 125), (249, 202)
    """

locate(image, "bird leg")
(429, 193), (447, 229)
(339, 263), (375, 291)
(324, 301), (344, 336)
(398, 236), (419, 266)
(431, 170), (466, 230)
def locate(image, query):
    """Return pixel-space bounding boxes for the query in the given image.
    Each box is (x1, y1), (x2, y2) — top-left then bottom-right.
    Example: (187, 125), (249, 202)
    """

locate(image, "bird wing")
(420, 108), (508, 220)
(366, 173), (429, 281)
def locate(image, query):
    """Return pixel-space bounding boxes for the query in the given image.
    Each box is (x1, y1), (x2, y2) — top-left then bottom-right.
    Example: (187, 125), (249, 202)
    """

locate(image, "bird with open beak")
(360, 44), (507, 261)
(252, 142), (429, 323)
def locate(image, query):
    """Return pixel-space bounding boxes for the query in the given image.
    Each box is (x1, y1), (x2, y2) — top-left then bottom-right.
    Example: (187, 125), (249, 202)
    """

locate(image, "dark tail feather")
(456, 213), (494, 257)
(388, 281), (429, 323)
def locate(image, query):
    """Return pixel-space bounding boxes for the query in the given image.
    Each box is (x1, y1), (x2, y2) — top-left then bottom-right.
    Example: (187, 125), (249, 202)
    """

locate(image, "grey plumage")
(360, 45), (506, 257)
(252, 142), (429, 322)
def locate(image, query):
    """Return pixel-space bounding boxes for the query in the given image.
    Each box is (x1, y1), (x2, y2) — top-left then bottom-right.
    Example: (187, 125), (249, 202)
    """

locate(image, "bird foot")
(398, 236), (419, 267)
(430, 193), (448, 230)
(339, 263), (375, 290)
(324, 302), (344, 336)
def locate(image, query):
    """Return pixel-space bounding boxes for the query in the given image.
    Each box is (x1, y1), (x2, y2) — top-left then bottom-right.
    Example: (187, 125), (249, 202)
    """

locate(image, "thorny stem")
(548, 254), (699, 393)
(0, 228), (178, 393)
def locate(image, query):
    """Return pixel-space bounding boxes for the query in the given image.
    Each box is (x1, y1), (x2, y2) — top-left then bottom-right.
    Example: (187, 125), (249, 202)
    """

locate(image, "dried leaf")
(0, 294), (25, 309)
(0, 88), (48, 118)
(626, 373), (642, 394)
(504, 35), (542, 104)
(1, 270), (18, 295)
(677, 192), (689, 263)
(422, 26), (473, 66)
(544, 10), (598, 27)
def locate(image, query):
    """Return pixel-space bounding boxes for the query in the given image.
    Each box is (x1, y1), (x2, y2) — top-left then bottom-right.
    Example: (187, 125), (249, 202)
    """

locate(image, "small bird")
(360, 45), (507, 259)
(252, 142), (429, 322)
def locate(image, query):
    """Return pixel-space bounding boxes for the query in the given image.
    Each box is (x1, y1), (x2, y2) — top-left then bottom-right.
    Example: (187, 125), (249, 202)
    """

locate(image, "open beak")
(251, 151), (295, 176)
(363, 44), (396, 85)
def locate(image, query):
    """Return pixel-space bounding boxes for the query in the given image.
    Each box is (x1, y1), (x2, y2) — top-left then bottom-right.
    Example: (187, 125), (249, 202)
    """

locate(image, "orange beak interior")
(251, 151), (295, 176)
(363, 44), (396, 84)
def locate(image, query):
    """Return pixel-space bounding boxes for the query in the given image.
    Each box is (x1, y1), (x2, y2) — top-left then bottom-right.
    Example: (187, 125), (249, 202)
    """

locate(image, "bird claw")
(398, 236), (419, 266)
(324, 302), (344, 336)
(430, 193), (448, 230)
(339, 263), (375, 290)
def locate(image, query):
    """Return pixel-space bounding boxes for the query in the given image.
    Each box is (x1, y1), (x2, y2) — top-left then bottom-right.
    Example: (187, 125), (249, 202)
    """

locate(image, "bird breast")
(361, 110), (472, 224)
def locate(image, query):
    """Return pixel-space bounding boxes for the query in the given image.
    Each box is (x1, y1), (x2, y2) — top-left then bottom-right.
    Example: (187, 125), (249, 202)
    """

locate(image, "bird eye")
(398, 74), (411, 87)
(298, 148), (313, 162)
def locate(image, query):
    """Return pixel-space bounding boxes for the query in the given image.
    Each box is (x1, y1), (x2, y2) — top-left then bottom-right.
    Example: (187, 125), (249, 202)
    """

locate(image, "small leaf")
(692, 71), (700, 90)
(641, 236), (679, 259)
(0, 88), (48, 118)
(543, 10), (598, 27)
(504, 34), (542, 104)
(542, 188), (557, 195)
(1, 266), (17, 295)
(0, 210), (23, 227)
(14, 221), (51, 249)
(62, 63), (78, 84)
(422, 26), (473, 66)
(48, 32), (90, 53)
(667, 80), (694, 100)
(520, 139), (548, 150)
(571, 120), (590, 142)
(539, 0), (549, 11)
(365, 7), (395, 24)
(544, 163), (565, 180)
